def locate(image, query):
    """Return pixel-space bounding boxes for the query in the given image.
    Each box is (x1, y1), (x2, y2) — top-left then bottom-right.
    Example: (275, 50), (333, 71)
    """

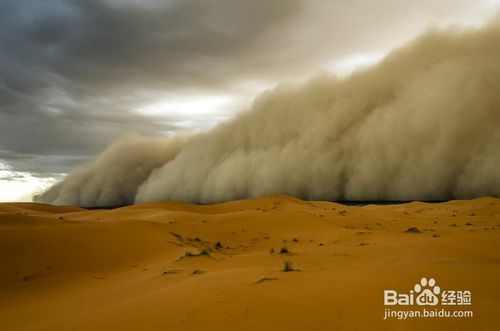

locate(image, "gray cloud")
(0, 0), (302, 176)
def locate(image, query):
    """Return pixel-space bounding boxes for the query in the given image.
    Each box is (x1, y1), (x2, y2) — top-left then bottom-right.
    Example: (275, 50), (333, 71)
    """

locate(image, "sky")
(1, 0), (500, 202)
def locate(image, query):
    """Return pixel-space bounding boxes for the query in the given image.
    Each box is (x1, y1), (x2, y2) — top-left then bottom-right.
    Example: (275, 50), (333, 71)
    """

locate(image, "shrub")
(199, 248), (210, 256)
(283, 259), (294, 272)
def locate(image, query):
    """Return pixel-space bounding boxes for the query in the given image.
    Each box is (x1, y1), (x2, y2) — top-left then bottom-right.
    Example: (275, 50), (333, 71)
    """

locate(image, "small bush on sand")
(279, 246), (289, 254)
(283, 259), (294, 272)
(405, 227), (422, 233)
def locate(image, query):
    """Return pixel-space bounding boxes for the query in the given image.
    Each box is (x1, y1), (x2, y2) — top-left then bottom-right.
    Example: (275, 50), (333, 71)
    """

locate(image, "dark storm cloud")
(0, 0), (300, 174)
(17, 0), (299, 90)
(0, 0), (300, 99)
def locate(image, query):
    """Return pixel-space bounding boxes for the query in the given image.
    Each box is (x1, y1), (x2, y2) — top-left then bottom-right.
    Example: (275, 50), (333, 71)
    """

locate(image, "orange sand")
(0, 196), (499, 330)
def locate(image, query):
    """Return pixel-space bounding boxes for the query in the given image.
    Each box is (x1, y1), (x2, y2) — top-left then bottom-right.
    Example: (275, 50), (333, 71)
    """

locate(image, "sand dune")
(1, 196), (499, 330)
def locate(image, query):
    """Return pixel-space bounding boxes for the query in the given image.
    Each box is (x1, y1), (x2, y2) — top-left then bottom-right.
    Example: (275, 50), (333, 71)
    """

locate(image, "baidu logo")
(384, 277), (471, 306)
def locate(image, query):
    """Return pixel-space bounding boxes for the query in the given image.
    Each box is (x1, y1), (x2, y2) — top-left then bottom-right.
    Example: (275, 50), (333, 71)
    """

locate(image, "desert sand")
(0, 196), (499, 330)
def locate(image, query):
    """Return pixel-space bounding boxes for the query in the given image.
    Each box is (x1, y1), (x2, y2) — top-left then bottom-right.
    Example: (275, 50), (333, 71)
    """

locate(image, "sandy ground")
(0, 196), (499, 330)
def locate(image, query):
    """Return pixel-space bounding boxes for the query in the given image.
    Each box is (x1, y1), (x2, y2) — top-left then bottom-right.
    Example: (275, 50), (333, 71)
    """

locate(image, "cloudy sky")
(1, 0), (499, 201)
